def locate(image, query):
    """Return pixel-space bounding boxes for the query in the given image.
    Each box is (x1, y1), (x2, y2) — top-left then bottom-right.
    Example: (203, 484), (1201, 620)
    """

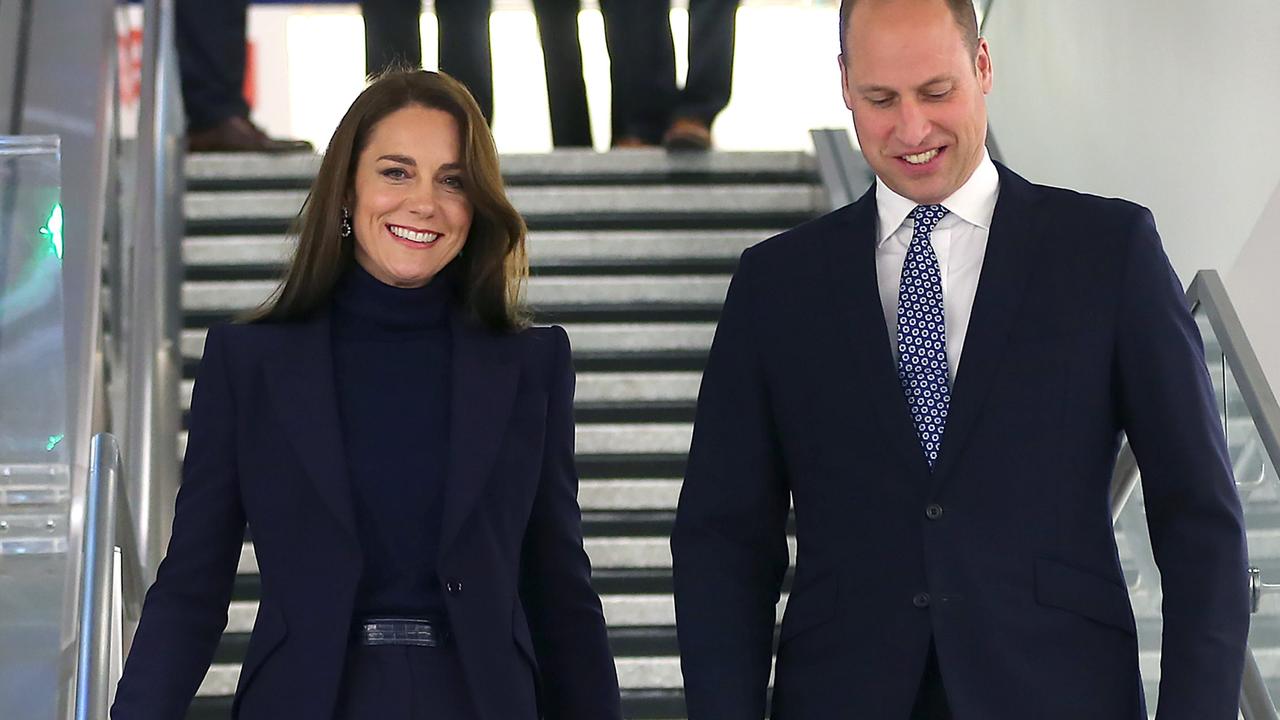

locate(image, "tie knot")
(911, 204), (949, 234)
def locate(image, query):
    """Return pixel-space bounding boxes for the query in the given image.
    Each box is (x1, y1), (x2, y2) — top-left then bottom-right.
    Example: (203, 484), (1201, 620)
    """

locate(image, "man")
(360, 0), (494, 122)
(177, 0), (312, 152)
(670, 0), (1250, 718)
(360, 0), (594, 147)
(603, 0), (740, 149)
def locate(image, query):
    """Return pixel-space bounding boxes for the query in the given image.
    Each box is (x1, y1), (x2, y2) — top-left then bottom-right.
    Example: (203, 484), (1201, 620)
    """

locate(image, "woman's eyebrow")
(377, 154), (416, 166)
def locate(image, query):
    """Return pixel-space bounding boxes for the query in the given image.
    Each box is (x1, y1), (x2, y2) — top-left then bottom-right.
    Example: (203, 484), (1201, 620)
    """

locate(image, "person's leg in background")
(434, 0), (494, 124)
(177, 0), (311, 151)
(532, 0), (592, 148)
(663, 0), (740, 150)
(600, 0), (675, 147)
(360, 0), (423, 77)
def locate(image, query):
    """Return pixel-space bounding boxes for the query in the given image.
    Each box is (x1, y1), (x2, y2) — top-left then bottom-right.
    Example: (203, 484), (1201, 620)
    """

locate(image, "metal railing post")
(124, 0), (184, 588)
(73, 433), (122, 720)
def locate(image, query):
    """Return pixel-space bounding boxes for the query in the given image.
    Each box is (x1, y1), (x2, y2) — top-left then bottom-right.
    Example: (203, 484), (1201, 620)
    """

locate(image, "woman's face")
(349, 104), (473, 288)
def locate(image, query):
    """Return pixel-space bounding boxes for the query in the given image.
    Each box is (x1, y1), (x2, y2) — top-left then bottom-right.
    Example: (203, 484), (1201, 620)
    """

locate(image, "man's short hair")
(839, 0), (980, 60)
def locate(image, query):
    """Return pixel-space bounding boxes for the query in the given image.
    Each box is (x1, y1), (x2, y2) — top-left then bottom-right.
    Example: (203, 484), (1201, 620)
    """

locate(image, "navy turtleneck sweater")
(331, 263), (453, 618)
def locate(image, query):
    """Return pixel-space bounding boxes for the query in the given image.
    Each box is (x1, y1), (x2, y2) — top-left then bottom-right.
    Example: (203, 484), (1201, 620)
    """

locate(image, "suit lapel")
(931, 164), (1043, 486)
(263, 311), (359, 543)
(824, 187), (933, 481)
(439, 308), (520, 555)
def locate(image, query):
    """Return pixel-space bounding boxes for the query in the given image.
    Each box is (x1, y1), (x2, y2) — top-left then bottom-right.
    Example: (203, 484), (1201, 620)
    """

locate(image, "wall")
(982, 0), (1280, 388)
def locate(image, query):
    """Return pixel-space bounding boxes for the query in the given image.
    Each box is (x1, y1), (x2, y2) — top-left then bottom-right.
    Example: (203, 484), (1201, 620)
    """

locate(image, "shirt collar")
(874, 148), (1000, 247)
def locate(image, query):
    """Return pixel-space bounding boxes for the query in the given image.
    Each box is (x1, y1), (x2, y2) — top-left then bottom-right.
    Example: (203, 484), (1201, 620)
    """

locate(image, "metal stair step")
(180, 372), (701, 418)
(184, 185), (824, 234)
(181, 275), (732, 316)
(179, 323), (715, 365)
(183, 149), (818, 190)
(188, 693), (691, 720)
(183, 230), (770, 275)
(191, 644), (1192, 698)
(178, 423), (693, 461)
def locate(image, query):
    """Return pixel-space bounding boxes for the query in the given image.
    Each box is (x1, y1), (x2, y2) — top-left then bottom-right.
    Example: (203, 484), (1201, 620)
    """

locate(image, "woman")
(112, 70), (622, 720)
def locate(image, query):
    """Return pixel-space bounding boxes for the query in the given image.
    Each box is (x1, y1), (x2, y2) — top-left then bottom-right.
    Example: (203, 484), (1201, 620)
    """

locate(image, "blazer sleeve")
(518, 326), (623, 720)
(671, 246), (791, 720)
(111, 324), (247, 719)
(1113, 209), (1251, 720)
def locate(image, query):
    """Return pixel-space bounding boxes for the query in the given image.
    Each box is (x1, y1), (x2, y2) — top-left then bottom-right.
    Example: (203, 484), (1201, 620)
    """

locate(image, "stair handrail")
(73, 433), (121, 719)
(122, 0), (185, 594)
(1108, 269), (1280, 718)
(810, 128), (872, 210)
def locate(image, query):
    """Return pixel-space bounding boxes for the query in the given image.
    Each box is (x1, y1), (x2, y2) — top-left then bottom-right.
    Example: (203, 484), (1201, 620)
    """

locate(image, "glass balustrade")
(0, 135), (76, 720)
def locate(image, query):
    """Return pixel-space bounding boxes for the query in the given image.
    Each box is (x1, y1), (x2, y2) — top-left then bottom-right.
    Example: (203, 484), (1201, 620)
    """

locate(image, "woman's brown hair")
(250, 69), (529, 332)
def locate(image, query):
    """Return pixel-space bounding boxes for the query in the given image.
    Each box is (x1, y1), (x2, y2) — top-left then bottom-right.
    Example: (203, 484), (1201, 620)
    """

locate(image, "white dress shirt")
(875, 149), (1000, 384)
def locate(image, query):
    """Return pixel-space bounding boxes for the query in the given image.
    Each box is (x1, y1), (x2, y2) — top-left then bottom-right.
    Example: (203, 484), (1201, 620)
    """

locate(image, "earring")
(340, 207), (353, 238)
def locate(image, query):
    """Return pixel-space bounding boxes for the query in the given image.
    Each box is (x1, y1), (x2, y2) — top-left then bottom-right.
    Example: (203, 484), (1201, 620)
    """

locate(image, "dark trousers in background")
(603, 0), (739, 144)
(175, 0), (250, 132)
(533, 0), (593, 147)
(359, 0), (494, 123)
(332, 643), (484, 720)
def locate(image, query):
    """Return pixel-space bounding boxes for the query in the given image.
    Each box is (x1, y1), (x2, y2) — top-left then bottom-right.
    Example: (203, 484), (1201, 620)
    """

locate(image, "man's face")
(840, 0), (993, 205)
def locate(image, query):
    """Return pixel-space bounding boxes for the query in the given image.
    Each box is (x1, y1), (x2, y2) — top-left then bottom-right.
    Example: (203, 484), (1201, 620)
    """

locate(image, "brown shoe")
(187, 115), (313, 153)
(612, 135), (657, 149)
(662, 117), (712, 151)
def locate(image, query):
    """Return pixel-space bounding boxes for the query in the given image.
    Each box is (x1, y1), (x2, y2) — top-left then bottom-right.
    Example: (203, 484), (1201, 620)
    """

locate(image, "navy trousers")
(358, 0), (494, 123)
(175, 0), (250, 131)
(333, 643), (483, 720)
(602, 0), (740, 144)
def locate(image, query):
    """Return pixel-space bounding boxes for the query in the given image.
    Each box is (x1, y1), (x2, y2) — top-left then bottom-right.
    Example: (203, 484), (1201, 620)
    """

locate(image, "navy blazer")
(672, 164), (1250, 720)
(112, 308), (622, 720)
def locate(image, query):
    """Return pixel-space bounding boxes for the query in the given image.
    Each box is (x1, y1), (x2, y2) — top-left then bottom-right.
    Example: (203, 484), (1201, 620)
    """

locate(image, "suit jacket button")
(446, 580), (463, 595)
(913, 592), (931, 608)
(925, 504), (944, 520)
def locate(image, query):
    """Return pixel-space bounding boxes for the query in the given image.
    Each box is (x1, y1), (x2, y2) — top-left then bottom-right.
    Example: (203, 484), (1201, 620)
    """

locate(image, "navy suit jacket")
(112, 308), (622, 720)
(671, 164), (1250, 719)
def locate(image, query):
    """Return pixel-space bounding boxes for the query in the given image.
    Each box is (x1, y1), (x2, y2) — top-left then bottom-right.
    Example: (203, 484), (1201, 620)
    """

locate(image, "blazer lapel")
(439, 308), (520, 555)
(263, 310), (359, 543)
(824, 186), (933, 481)
(931, 164), (1043, 486)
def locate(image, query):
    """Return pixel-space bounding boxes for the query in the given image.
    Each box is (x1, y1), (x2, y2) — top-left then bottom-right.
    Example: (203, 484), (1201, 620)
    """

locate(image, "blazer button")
(446, 580), (464, 595)
(913, 592), (931, 608)
(925, 503), (944, 521)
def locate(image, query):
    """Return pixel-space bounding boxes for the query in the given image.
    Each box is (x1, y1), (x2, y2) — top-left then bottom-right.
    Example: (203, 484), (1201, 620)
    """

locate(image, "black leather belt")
(355, 617), (450, 647)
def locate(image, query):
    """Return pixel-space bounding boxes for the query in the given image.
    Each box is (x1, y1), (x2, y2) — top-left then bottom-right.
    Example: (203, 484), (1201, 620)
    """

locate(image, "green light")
(38, 204), (63, 259)
(48, 204), (63, 259)
(46, 434), (64, 452)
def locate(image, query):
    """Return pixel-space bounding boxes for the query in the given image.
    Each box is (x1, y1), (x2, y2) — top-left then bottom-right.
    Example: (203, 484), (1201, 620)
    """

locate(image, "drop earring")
(340, 207), (353, 238)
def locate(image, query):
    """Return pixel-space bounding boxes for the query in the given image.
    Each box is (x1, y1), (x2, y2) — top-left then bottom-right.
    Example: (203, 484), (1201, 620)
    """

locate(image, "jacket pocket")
(778, 571), (839, 644)
(1034, 557), (1136, 636)
(231, 604), (289, 718)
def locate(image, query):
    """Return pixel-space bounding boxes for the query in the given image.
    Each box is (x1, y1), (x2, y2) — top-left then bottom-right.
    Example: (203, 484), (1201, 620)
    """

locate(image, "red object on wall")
(118, 28), (143, 108)
(244, 40), (257, 110)
(117, 28), (257, 111)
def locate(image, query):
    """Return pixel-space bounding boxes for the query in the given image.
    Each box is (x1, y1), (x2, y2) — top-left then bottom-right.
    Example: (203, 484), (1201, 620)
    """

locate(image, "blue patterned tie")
(897, 204), (951, 467)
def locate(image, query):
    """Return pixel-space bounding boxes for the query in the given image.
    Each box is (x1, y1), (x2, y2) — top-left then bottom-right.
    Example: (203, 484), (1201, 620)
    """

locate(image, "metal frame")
(1187, 271), (1280, 469)
(810, 128), (872, 210)
(123, 0), (185, 589)
(73, 434), (121, 720)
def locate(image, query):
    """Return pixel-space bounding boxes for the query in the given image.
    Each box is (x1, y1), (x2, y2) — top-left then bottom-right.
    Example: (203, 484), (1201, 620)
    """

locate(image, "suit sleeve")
(1113, 210), (1250, 720)
(111, 325), (246, 719)
(671, 247), (791, 720)
(518, 326), (623, 720)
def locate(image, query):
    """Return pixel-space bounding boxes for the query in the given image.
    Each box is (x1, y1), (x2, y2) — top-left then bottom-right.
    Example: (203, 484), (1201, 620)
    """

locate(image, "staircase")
(178, 148), (829, 719)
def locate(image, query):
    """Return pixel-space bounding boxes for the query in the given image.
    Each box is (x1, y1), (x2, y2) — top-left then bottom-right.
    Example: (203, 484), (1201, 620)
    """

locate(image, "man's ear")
(975, 38), (993, 95)
(839, 54), (856, 112)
